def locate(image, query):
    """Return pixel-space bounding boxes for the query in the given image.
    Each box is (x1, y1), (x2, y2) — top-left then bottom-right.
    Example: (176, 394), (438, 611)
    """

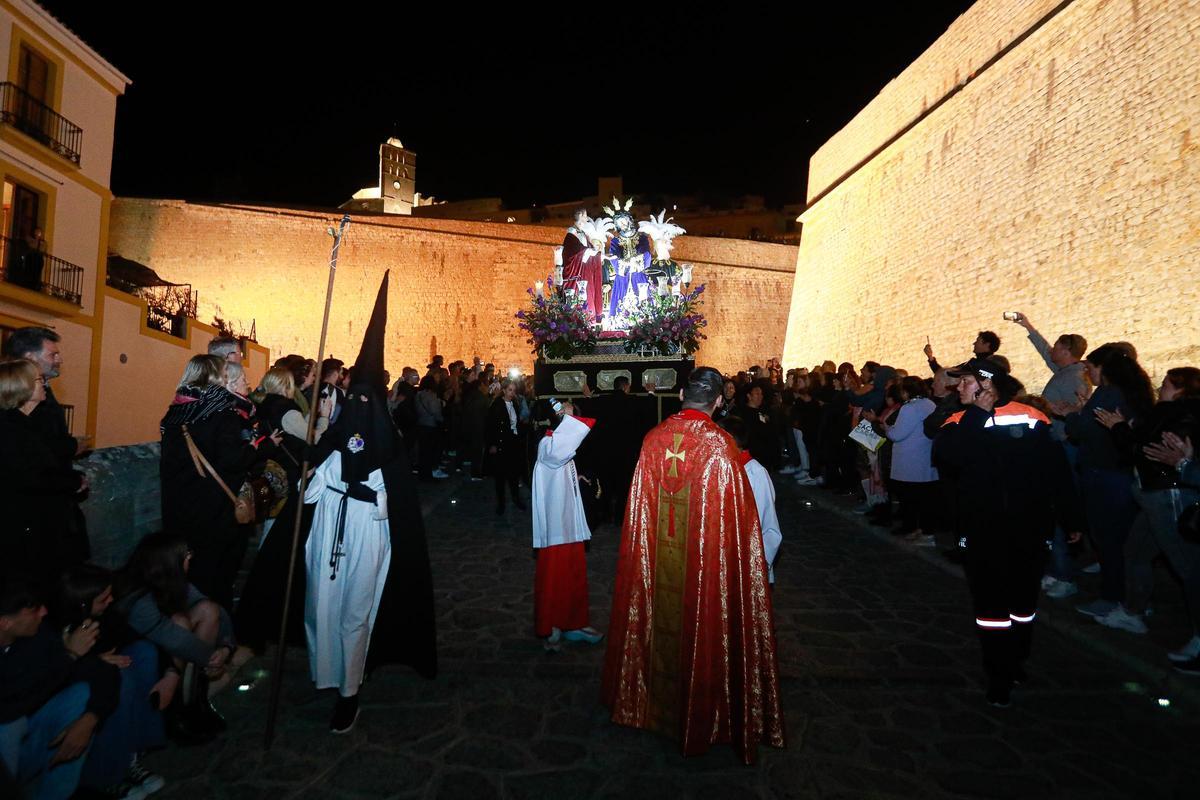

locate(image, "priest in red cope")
(602, 367), (785, 763)
(560, 209), (605, 323)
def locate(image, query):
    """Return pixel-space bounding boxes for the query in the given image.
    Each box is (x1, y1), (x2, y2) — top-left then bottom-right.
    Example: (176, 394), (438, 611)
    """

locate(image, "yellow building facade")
(0, 0), (268, 447)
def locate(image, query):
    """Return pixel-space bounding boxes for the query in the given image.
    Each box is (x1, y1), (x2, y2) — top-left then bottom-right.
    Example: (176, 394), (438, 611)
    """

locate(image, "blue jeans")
(82, 640), (165, 788)
(1079, 467), (1139, 602)
(0, 682), (90, 800)
(1125, 485), (1200, 628)
(1047, 442), (1081, 580)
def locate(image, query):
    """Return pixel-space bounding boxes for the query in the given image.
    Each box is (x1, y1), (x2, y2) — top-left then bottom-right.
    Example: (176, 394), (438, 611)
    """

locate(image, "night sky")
(41, 2), (974, 210)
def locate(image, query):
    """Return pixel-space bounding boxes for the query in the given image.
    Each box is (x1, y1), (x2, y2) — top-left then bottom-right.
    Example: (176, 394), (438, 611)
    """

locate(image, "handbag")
(182, 424), (273, 524)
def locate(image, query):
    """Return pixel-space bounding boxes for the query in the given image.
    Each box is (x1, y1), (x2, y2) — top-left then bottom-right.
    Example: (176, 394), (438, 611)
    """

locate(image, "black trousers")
(493, 438), (523, 508)
(186, 522), (252, 613)
(417, 425), (442, 478)
(965, 525), (1047, 689)
(893, 479), (937, 534)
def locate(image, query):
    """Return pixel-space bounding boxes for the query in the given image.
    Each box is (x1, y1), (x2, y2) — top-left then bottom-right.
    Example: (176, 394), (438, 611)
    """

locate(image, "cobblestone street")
(144, 473), (1200, 799)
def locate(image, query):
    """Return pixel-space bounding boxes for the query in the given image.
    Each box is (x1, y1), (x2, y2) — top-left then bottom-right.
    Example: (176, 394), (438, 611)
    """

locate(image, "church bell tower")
(380, 138), (416, 214)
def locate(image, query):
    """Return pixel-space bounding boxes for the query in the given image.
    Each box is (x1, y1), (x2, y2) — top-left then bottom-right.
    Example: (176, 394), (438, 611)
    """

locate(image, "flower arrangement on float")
(515, 275), (601, 360)
(622, 283), (708, 357)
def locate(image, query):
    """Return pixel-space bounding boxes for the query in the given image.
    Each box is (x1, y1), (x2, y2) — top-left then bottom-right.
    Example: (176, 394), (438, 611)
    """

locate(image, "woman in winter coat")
(883, 376), (939, 543)
(1093, 366), (1200, 652)
(159, 354), (278, 612)
(0, 358), (87, 593)
(236, 367), (332, 653)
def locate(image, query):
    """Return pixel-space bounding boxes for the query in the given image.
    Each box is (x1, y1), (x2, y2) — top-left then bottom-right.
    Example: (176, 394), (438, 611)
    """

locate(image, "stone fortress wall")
(109, 200), (797, 378)
(784, 0), (1200, 382)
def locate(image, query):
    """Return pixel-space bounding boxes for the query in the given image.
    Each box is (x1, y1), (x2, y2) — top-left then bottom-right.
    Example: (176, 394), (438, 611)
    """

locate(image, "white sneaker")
(795, 476), (819, 486)
(1045, 580), (1079, 599)
(1081, 562), (1101, 574)
(431, 469), (450, 479)
(1097, 605), (1148, 634)
(1041, 575), (1058, 591)
(779, 465), (798, 475)
(1167, 635), (1200, 663)
(127, 754), (165, 796)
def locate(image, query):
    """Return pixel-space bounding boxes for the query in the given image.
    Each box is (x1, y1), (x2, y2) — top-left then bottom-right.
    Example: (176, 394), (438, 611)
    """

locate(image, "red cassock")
(601, 409), (786, 763)
(561, 229), (604, 322)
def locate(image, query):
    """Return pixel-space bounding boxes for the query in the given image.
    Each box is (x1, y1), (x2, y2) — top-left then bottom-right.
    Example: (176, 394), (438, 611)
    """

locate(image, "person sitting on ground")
(925, 330), (1000, 374)
(113, 533), (235, 745)
(1, 574), (120, 800)
(51, 565), (167, 797)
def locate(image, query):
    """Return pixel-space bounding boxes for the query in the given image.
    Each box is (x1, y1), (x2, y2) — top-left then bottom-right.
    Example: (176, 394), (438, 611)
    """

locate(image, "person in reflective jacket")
(934, 358), (1083, 707)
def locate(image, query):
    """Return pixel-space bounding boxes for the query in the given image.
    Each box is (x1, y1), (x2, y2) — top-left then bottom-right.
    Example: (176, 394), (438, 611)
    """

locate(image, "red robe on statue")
(561, 228), (604, 322)
(601, 408), (786, 763)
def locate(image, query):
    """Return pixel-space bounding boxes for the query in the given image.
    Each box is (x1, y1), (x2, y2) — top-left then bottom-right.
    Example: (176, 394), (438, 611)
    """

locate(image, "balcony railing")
(0, 82), (83, 164)
(0, 234), (84, 305)
(106, 269), (197, 339)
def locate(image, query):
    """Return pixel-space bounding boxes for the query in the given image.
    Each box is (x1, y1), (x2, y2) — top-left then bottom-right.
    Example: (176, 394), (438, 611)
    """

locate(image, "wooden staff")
(263, 213), (350, 749)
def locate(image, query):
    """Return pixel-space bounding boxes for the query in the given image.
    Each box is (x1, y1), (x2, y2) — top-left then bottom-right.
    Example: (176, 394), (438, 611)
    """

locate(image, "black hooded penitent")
(312, 270), (438, 679)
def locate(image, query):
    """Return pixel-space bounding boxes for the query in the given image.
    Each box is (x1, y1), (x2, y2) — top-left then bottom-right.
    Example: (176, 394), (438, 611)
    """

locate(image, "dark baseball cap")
(948, 358), (1023, 404)
(946, 357), (1007, 381)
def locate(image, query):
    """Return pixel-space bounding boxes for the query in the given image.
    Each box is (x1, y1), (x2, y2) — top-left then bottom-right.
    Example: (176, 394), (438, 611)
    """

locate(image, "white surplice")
(304, 450), (391, 694)
(531, 415), (593, 549)
(744, 457), (782, 584)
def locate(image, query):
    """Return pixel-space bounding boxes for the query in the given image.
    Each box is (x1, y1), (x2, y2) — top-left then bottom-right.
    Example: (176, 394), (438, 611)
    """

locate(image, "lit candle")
(535, 280), (544, 298)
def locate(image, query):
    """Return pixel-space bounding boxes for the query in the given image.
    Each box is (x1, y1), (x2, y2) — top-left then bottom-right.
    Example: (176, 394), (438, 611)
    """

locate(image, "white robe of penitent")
(531, 414), (593, 549)
(304, 450), (391, 694)
(744, 457), (782, 584)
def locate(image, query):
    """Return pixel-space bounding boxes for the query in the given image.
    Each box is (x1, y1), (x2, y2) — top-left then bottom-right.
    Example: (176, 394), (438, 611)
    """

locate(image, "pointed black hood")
(333, 271), (399, 483)
(351, 271), (388, 393)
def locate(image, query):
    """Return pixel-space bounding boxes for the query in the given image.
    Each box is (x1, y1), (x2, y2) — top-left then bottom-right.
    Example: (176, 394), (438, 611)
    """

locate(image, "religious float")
(520, 198), (706, 418)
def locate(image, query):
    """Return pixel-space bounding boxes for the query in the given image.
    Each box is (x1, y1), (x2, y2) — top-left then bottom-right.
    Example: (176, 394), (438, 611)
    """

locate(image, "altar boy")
(531, 399), (604, 650)
(720, 417), (783, 584)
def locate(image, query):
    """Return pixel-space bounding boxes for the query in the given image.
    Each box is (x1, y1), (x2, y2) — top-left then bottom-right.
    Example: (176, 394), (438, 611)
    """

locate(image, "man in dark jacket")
(934, 358), (1082, 707)
(0, 577), (119, 798)
(3, 327), (90, 565)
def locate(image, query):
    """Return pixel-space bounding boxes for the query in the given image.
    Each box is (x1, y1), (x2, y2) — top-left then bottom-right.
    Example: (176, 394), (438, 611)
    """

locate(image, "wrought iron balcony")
(0, 81), (83, 165)
(106, 256), (197, 339)
(0, 233), (84, 305)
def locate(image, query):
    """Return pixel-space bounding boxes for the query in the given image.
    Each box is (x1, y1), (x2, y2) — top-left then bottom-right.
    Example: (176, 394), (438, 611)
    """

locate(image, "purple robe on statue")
(607, 234), (652, 319)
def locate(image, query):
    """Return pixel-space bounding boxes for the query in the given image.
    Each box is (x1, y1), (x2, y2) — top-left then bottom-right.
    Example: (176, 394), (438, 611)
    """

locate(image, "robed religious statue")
(604, 198), (652, 320)
(561, 210), (612, 323)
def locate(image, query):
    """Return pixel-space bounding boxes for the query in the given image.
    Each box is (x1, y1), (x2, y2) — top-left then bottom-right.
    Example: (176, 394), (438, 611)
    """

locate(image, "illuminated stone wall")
(108, 200), (797, 377)
(786, 0), (1200, 383)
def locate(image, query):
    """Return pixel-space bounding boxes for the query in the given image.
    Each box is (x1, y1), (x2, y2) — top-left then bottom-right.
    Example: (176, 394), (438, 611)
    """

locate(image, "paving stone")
(933, 737), (1022, 770)
(504, 769), (604, 800)
(530, 738), (588, 766)
(139, 475), (1199, 798)
(323, 749), (435, 797)
(444, 736), (530, 770)
(461, 703), (543, 739)
(436, 770), (501, 800)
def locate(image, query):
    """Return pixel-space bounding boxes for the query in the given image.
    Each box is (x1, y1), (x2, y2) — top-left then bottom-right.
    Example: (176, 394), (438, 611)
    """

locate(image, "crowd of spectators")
(729, 317), (1200, 678)
(3, 314), (1199, 793)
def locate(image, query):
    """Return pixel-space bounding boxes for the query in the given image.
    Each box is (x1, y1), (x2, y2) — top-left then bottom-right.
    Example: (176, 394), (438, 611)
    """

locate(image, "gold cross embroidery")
(665, 433), (686, 478)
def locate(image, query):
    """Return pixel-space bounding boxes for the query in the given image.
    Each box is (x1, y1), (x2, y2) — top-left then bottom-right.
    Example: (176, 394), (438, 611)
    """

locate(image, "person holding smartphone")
(933, 358), (1083, 708)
